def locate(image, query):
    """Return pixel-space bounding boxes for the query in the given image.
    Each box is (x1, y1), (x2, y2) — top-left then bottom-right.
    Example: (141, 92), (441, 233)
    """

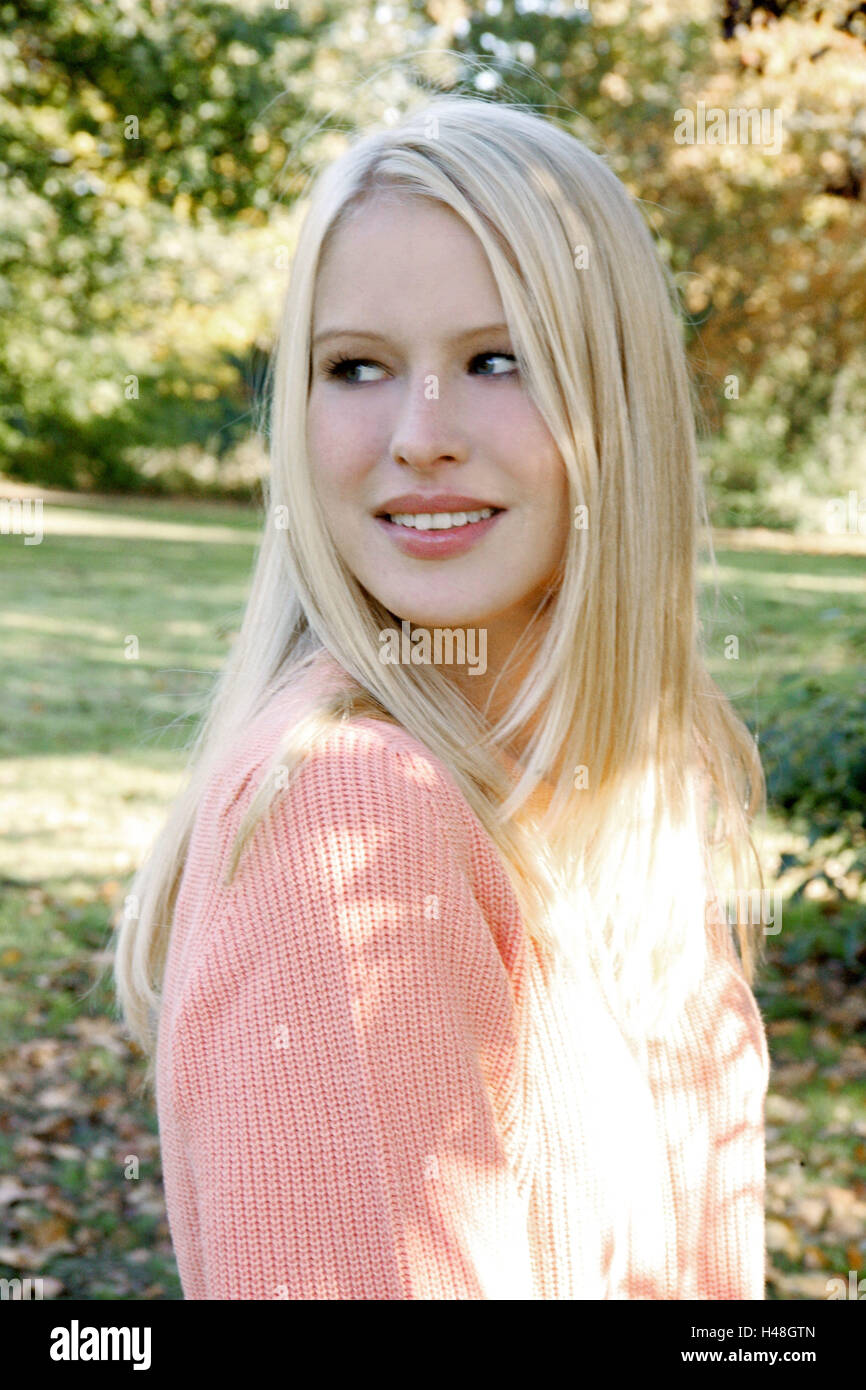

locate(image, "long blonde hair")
(114, 94), (765, 1083)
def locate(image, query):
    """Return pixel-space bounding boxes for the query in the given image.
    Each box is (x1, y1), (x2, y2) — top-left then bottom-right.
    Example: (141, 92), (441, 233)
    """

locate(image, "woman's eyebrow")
(311, 323), (510, 347)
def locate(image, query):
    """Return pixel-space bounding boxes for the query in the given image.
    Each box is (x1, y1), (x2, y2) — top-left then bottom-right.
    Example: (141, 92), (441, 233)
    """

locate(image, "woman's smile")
(372, 490), (509, 559)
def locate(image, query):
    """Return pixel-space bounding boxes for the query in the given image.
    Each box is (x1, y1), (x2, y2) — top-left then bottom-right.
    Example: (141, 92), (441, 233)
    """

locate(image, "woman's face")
(307, 194), (571, 646)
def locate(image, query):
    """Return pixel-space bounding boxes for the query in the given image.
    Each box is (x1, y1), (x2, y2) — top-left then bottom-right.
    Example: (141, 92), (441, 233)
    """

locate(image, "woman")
(115, 95), (771, 1300)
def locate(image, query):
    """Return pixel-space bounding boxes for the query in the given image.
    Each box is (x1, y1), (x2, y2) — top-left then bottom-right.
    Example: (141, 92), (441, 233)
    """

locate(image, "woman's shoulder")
(207, 651), (475, 854)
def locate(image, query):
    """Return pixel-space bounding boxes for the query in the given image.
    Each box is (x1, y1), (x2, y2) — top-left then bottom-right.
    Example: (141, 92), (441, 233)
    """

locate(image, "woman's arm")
(644, 954), (770, 1300)
(159, 724), (535, 1300)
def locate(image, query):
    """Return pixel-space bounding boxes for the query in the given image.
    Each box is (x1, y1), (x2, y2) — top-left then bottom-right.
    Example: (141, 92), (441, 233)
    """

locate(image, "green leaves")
(757, 679), (866, 824)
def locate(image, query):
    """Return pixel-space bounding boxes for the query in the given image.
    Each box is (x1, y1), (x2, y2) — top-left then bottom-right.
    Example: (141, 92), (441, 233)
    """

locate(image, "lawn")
(0, 491), (863, 1299)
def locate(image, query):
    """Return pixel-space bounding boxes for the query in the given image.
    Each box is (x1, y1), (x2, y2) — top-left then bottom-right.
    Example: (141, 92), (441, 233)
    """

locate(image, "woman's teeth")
(387, 508), (496, 530)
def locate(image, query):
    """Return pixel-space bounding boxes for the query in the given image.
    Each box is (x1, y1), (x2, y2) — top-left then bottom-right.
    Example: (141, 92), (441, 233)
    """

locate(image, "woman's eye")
(322, 356), (385, 384)
(321, 350), (518, 384)
(471, 351), (518, 376)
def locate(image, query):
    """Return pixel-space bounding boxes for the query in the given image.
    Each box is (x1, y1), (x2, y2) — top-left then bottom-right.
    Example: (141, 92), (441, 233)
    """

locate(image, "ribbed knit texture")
(155, 651), (770, 1300)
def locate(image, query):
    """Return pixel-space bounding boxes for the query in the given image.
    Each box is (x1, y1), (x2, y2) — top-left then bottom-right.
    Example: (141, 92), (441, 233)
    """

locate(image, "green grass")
(699, 548), (866, 716)
(0, 493), (863, 1300)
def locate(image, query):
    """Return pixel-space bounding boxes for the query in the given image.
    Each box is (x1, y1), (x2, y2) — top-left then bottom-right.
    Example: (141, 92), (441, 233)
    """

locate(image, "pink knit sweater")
(155, 651), (770, 1300)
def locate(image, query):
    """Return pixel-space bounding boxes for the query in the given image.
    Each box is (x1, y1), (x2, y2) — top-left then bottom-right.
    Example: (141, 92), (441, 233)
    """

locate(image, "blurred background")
(0, 0), (863, 1299)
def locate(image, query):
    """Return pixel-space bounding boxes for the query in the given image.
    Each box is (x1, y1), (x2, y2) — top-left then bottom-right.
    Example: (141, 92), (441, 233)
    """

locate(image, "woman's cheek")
(309, 410), (370, 491)
(330, 401), (385, 474)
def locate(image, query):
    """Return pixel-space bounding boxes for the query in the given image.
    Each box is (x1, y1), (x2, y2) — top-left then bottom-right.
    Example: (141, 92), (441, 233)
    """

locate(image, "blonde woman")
(115, 95), (770, 1300)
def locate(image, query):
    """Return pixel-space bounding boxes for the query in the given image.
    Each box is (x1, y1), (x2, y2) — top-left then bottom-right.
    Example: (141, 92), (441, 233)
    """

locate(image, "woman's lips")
(374, 510), (506, 558)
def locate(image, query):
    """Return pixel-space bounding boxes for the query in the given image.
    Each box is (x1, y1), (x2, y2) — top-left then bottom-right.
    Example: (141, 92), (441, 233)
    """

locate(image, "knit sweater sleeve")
(644, 952), (770, 1300)
(160, 721), (534, 1300)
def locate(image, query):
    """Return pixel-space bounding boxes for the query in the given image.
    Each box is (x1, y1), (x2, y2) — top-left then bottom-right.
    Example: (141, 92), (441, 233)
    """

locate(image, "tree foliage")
(1, 0), (864, 509)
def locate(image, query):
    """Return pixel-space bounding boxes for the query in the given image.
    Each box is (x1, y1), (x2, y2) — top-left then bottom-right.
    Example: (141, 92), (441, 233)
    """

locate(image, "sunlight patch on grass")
(0, 756), (186, 883)
(27, 506), (259, 545)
